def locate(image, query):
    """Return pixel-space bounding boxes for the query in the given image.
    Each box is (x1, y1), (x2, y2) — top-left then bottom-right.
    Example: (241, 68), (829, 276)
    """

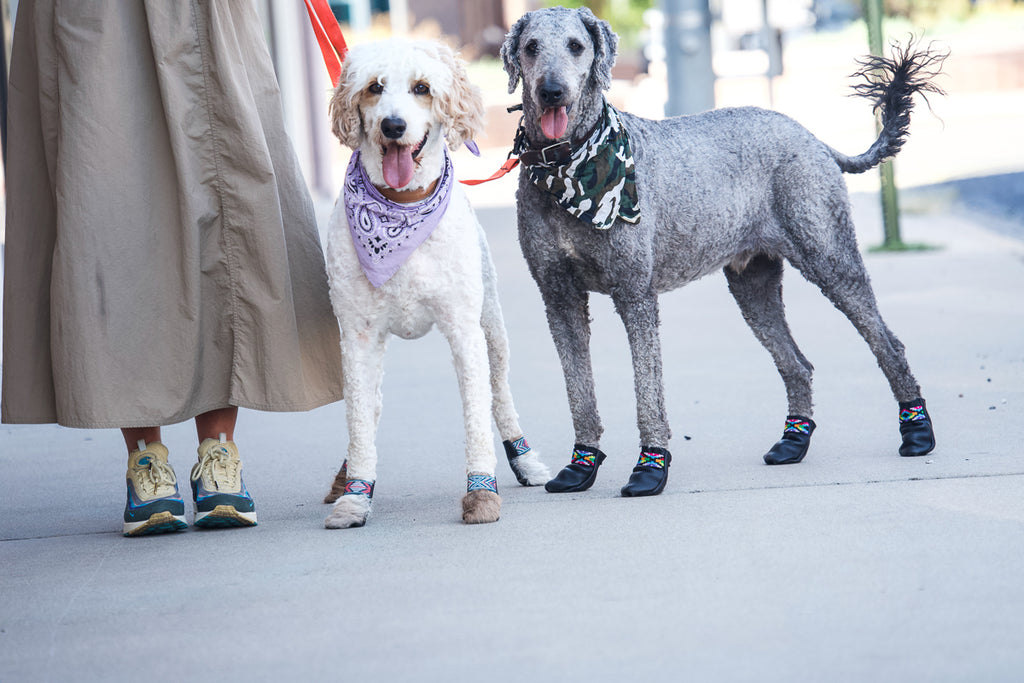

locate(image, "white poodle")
(322, 39), (549, 528)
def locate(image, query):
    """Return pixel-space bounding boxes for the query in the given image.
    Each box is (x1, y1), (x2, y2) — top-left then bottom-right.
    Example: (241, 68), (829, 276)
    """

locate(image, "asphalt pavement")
(2, 183), (1023, 681)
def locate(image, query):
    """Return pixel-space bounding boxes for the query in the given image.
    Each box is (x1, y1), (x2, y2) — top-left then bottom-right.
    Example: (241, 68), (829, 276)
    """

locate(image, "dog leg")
(542, 284), (604, 443)
(325, 330), (386, 529)
(611, 290), (674, 495)
(791, 231), (934, 457)
(438, 317), (501, 523)
(479, 242), (551, 486)
(537, 283), (609, 491)
(612, 291), (671, 447)
(724, 257), (817, 464)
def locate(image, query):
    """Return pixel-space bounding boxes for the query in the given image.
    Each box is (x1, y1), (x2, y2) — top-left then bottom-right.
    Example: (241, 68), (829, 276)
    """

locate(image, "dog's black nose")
(381, 116), (406, 140)
(539, 82), (564, 106)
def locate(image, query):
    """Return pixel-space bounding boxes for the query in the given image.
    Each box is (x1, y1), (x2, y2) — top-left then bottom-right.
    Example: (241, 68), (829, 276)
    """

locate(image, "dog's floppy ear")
(328, 56), (364, 150)
(577, 7), (618, 92)
(500, 14), (529, 94)
(434, 44), (485, 149)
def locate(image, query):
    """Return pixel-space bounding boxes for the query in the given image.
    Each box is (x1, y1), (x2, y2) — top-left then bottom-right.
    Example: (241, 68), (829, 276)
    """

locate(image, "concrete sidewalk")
(2, 191), (1023, 681)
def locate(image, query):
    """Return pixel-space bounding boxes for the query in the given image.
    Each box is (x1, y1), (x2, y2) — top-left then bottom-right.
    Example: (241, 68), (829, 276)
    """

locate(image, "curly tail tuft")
(831, 37), (948, 174)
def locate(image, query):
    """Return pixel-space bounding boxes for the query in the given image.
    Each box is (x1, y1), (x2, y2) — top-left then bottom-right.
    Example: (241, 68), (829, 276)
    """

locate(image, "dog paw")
(461, 490), (501, 524)
(323, 461), (349, 504)
(325, 494), (371, 529)
(510, 452), (552, 486)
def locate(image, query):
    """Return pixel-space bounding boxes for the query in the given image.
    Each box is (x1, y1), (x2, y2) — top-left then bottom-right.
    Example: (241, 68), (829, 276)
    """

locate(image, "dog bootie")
(325, 478), (375, 529)
(764, 416), (816, 465)
(545, 444), (607, 493)
(898, 399), (935, 457)
(504, 437), (535, 486)
(620, 447), (671, 497)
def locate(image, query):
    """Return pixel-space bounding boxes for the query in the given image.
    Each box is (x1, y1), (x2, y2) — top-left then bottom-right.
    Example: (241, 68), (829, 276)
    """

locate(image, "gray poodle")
(500, 6), (942, 497)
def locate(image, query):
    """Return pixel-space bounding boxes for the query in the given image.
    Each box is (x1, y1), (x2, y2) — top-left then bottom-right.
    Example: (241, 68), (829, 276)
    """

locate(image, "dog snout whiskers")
(381, 116), (406, 140)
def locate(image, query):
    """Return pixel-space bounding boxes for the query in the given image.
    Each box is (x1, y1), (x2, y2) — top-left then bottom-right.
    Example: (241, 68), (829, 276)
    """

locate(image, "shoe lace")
(136, 455), (177, 496)
(191, 443), (240, 491)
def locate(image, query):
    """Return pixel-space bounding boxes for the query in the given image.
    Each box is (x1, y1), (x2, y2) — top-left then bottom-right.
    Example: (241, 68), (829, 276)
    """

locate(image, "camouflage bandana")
(519, 100), (640, 230)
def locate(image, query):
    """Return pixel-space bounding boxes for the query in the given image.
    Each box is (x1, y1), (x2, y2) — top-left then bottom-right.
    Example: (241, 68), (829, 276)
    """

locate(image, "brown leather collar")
(517, 114), (603, 168)
(375, 177), (439, 204)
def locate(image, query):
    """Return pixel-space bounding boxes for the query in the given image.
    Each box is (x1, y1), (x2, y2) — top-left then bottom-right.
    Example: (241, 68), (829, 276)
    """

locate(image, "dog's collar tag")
(343, 148), (454, 287)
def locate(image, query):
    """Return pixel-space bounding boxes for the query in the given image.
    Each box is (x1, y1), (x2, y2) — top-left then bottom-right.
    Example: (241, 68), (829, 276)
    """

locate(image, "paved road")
(2, 192), (1023, 682)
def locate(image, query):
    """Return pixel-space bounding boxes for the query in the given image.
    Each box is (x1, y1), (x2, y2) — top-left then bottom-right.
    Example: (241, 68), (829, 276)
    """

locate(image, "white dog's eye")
(368, 82), (384, 95)
(413, 82), (430, 96)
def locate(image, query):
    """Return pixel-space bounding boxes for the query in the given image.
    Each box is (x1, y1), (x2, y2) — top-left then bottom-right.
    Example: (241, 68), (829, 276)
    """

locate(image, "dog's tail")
(829, 39), (947, 174)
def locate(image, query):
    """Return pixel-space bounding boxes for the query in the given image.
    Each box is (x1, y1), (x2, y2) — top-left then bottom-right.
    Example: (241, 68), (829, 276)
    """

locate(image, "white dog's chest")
(325, 193), (485, 341)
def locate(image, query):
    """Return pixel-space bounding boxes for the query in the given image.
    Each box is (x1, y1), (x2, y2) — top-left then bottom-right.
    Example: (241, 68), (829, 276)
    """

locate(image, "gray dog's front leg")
(542, 285), (603, 446)
(613, 292), (671, 448)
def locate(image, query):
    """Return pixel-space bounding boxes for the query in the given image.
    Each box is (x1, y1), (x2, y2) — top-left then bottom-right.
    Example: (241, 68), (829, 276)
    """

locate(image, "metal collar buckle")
(538, 140), (572, 166)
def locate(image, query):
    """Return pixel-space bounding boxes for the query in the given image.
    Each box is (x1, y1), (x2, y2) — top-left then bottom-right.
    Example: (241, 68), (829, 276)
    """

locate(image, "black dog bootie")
(620, 447), (671, 497)
(898, 398), (935, 457)
(545, 444), (607, 493)
(764, 416), (816, 465)
(503, 437), (533, 486)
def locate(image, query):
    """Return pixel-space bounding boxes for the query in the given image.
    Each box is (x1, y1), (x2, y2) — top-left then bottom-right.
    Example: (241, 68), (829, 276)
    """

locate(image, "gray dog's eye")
(568, 39), (584, 55)
(524, 40), (539, 57)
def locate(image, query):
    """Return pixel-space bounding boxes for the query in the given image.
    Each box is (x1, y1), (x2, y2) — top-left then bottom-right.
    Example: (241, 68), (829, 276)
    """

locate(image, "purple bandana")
(344, 148), (453, 287)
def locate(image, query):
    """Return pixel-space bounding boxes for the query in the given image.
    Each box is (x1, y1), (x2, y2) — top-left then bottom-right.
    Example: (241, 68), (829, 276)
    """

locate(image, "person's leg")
(121, 427), (161, 454)
(194, 406), (237, 442)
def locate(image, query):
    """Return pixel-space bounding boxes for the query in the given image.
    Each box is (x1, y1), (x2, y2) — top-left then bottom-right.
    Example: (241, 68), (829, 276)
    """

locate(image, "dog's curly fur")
(323, 40), (549, 528)
(501, 8), (941, 470)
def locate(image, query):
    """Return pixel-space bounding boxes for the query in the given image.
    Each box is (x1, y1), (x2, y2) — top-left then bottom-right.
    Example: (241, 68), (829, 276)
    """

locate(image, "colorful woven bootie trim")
(571, 447), (599, 467)
(899, 404), (927, 423)
(467, 474), (498, 494)
(343, 479), (374, 498)
(783, 417), (814, 434)
(508, 436), (531, 457)
(637, 450), (667, 469)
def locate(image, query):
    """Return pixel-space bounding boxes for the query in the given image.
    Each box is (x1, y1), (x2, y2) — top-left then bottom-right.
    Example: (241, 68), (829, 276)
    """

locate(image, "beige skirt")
(1, 0), (344, 428)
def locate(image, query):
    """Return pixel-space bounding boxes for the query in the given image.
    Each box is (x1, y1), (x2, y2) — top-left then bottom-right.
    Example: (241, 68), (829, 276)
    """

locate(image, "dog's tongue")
(541, 106), (568, 139)
(382, 143), (415, 189)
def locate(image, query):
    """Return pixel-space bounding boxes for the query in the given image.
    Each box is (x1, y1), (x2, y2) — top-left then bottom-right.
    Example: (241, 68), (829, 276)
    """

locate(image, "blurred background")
(0, 0), (1022, 339)
(250, 0), (1023, 229)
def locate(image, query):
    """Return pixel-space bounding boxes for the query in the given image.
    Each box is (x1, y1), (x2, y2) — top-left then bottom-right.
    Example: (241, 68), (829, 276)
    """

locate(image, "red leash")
(459, 158), (520, 186)
(303, 2), (514, 185)
(304, 0), (348, 86)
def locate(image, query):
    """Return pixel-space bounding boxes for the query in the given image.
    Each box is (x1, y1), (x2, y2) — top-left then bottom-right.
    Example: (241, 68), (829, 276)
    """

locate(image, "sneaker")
(123, 440), (188, 537)
(190, 435), (257, 528)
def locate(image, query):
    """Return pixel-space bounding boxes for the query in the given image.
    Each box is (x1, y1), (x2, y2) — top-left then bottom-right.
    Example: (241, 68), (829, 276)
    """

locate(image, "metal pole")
(662, 0), (714, 117)
(863, 0), (905, 250)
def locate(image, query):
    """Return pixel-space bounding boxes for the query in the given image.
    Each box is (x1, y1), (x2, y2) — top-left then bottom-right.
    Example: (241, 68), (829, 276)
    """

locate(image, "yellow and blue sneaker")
(190, 436), (257, 528)
(123, 441), (188, 537)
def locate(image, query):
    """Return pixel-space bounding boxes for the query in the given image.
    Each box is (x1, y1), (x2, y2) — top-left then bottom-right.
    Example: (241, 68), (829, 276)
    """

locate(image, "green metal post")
(863, 0), (905, 250)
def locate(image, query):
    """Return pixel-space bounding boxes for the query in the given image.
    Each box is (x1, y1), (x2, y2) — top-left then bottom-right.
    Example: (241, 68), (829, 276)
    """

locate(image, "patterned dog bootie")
(898, 398), (935, 457)
(324, 477), (375, 529)
(764, 416), (816, 465)
(342, 478), (374, 498)
(463, 473), (501, 525)
(503, 437), (536, 486)
(545, 444), (607, 493)
(620, 447), (671, 497)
